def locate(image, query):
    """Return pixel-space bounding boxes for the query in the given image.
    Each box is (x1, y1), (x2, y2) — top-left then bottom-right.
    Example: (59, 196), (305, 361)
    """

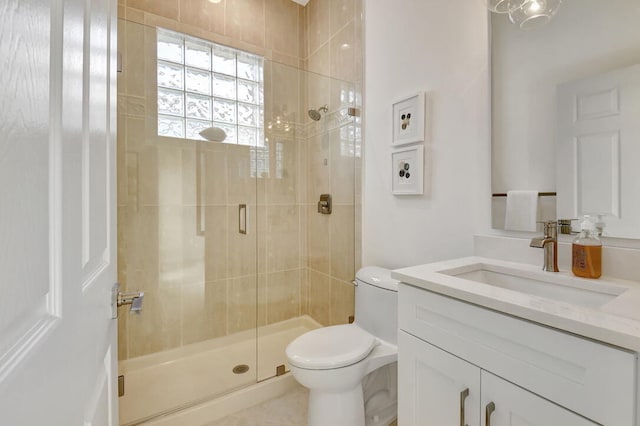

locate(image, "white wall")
(362, 0), (491, 269)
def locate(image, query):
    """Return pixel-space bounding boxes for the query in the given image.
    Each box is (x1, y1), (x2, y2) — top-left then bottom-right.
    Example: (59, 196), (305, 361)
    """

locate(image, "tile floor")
(206, 385), (308, 425)
(206, 385), (398, 426)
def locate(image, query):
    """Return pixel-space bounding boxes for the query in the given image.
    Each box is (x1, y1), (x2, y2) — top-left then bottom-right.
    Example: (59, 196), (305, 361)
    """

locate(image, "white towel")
(504, 190), (538, 232)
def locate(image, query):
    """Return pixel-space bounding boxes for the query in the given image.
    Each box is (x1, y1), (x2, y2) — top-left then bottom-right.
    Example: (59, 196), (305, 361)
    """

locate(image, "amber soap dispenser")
(572, 216), (602, 279)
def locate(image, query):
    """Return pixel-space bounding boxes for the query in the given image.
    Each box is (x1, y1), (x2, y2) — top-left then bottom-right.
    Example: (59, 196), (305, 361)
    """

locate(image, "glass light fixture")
(509, 0), (563, 29)
(486, 0), (527, 14)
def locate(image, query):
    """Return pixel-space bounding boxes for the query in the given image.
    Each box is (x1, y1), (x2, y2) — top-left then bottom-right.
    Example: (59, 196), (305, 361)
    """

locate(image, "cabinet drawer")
(399, 284), (637, 426)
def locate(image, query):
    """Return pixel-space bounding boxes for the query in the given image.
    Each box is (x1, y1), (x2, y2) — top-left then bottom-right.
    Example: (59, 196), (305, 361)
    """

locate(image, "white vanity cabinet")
(398, 283), (638, 426)
(399, 332), (597, 425)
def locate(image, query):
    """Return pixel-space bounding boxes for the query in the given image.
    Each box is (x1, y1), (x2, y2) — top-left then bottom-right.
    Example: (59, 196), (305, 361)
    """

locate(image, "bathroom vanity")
(392, 257), (640, 426)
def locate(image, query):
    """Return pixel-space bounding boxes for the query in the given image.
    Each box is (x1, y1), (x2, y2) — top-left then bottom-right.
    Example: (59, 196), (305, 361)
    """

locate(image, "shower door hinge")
(276, 364), (286, 376)
(347, 107), (360, 117)
(118, 375), (125, 397)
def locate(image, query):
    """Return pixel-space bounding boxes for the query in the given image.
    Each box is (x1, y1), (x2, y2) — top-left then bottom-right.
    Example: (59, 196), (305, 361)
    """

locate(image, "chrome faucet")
(529, 221), (559, 272)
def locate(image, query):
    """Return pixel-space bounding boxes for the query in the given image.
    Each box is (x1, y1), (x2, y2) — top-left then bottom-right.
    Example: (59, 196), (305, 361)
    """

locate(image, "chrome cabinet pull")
(486, 401), (496, 426)
(459, 388), (469, 426)
(239, 204), (247, 234)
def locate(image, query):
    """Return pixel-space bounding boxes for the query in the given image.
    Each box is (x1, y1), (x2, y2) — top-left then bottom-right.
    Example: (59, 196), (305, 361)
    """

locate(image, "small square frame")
(392, 92), (425, 146)
(392, 145), (424, 195)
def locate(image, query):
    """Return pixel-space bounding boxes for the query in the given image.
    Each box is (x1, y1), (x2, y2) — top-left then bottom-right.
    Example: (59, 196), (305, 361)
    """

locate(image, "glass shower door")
(117, 19), (259, 425)
(255, 62), (358, 382)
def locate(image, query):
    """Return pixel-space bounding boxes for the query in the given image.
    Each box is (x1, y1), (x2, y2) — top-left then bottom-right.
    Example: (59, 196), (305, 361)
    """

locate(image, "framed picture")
(392, 92), (425, 146)
(391, 145), (424, 195)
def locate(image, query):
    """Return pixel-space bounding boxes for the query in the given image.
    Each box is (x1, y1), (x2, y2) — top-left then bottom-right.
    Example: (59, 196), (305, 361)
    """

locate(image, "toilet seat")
(286, 325), (377, 370)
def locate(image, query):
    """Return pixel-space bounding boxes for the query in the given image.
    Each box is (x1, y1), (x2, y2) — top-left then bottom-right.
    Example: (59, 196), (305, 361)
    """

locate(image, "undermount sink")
(439, 262), (628, 309)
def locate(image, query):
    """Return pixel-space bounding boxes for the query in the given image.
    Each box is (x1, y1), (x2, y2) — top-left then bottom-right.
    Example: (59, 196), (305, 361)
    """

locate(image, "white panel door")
(557, 64), (640, 238)
(481, 371), (597, 426)
(398, 331), (481, 426)
(0, 0), (118, 424)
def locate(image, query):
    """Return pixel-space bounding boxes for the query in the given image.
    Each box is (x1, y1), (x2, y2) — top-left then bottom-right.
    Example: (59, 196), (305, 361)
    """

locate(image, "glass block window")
(157, 29), (264, 146)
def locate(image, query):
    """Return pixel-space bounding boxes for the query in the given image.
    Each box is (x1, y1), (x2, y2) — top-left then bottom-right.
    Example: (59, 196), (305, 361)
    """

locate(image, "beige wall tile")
(299, 267), (309, 316)
(117, 299), (129, 360)
(257, 273), (267, 327)
(298, 205), (308, 273)
(298, 5), (308, 60)
(306, 0), (329, 55)
(269, 62), (301, 125)
(329, 78), (356, 112)
(179, 0), (225, 34)
(227, 204), (257, 277)
(156, 146), (196, 206)
(117, 114), (128, 206)
(266, 269), (301, 324)
(297, 137), (308, 204)
(144, 12), (180, 30)
(158, 205), (206, 287)
(124, 206), (160, 290)
(329, 21), (356, 82)
(117, 207), (130, 287)
(202, 147), (229, 206)
(204, 206), (229, 281)
(228, 275), (258, 334)
(266, 205), (300, 272)
(307, 41), (330, 77)
(330, 126), (355, 204)
(329, 0), (354, 36)
(330, 278), (354, 325)
(265, 0), (300, 58)
(256, 204), (267, 275)
(330, 205), (355, 282)
(353, 0), (363, 83)
(266, 137), (299, 205)
(123, 20), (146, 97)
(225, 0), (266, 49)
(307, 207), (330, 274)
(308, 269), (330, 326)
(128, 0), (179, 20)
(307, 132), (330, 203)
(125, 7), (145, 24)
(227, 144), (257, 205)
(354, 197), (362, 273)
(182, 280), (228, 345)
(127, 286), (182, 358)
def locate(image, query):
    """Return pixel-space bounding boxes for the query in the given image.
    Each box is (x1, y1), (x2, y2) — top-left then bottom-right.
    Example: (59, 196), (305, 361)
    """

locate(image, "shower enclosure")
(117, 18), (358, 425)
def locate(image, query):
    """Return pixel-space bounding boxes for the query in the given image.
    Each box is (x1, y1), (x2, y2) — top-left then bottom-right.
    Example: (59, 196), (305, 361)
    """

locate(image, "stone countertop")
(392, 256), (640, 353)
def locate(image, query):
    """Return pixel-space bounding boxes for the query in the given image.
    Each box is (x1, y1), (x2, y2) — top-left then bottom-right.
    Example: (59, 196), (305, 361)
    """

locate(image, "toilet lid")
(286, 325), (377, 370)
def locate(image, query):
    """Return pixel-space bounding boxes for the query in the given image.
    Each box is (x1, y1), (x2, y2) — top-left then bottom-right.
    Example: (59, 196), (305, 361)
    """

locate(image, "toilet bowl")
(285, 267), (399, 426)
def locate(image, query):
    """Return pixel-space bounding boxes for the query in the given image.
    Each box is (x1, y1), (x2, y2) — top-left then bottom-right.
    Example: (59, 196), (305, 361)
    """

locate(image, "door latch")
(112, 283), (144, 319)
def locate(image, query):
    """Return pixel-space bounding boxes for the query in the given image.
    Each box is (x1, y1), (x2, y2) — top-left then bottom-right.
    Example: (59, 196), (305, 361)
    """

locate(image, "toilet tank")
(354, 267), (399, 345)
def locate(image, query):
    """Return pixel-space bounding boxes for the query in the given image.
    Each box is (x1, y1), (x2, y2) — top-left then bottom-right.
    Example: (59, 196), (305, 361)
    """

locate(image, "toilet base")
(308, 385), (365, 426)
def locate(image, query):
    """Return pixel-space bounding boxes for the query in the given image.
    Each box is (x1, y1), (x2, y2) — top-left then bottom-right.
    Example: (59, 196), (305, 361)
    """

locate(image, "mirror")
(491, 0), (640, 238)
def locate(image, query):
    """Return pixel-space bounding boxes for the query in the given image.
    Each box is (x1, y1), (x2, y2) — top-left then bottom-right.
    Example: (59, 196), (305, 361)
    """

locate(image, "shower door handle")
(239, 204), (247, 234)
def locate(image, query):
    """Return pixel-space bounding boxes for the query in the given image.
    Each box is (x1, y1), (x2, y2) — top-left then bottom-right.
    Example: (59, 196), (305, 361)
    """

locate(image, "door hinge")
(118, 375), (125, 397)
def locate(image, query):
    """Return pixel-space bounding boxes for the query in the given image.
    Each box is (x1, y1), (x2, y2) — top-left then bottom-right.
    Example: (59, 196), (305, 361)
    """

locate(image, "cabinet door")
(481, 371), (597, 426)
(399, 331), (481, 426)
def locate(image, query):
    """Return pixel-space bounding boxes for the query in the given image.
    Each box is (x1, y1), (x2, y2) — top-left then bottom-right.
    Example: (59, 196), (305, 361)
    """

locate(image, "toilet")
(286, 267), (399, 426)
